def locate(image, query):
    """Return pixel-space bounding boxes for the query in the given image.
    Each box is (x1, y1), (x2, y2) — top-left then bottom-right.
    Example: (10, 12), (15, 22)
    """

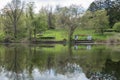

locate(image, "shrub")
(113, 22), (120, 32)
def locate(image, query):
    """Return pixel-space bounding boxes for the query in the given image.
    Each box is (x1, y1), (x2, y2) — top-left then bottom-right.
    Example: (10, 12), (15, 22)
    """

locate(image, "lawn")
(39, 29), (68, 41)
(37, 28), (117, 41)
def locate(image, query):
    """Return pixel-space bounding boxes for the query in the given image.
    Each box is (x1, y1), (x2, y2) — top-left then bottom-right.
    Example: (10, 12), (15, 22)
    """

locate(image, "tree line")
(88, 0), (120, 27)
(0, 0), (120, 42)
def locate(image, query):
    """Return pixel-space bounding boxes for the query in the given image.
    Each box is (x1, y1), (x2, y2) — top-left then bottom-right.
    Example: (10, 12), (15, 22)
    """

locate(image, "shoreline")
(1, 40), (120, 45)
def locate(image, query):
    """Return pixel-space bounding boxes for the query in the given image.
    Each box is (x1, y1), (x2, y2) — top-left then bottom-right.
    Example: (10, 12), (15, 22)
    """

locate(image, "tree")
(47, 7), (53, 29)
(81, 10), (109, 34)
(88, 0), (104, 11)
(0, 11), (5, 41)
(45, 6), (55, 29)
(32, 10), (48, 39)
(26, 2), (35, 40)
(26, 3), (48, 40)
(17, 13), (28, 39)
(38, 7), (48, 32)
(81, 11), (94, 29)
(1, 9), (14, 42)
(92, 10), (109, 34)
(113, 22), (120, 32)
(88, 0), (120, 27)
(32, 16), (40, 39)
(3, 0), (24, 39)
(55, 5), (84, 42)
(108, 0), (120, 26)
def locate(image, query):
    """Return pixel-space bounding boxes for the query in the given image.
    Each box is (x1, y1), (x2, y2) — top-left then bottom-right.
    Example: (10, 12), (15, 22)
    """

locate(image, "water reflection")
(74, 44), (92, 50)
(31, 64), (88, 80)
(89, 72), (116, 80)
(88, 58), (118, 80)
(0, 44), (120, 80)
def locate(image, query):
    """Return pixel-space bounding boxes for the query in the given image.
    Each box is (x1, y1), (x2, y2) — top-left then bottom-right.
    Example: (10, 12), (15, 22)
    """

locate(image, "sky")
(0, 0), (95, 13)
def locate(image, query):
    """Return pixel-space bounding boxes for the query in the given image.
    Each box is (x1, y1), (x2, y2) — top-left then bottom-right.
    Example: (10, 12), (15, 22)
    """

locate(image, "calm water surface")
(0, 43), (120, 80)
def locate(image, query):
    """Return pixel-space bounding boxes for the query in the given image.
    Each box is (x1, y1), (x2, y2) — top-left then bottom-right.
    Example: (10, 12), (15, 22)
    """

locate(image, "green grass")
(39, 29), (68, 40)
(74, 28), (116, 41)
(36, 28), (117, 41)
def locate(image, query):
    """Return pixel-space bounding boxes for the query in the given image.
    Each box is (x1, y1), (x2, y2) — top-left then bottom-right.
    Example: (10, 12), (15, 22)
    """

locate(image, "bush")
(113, 22), (120, 32)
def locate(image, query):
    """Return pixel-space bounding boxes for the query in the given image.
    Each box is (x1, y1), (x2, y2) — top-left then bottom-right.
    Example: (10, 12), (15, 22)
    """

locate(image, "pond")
(0, 43), (120, 80)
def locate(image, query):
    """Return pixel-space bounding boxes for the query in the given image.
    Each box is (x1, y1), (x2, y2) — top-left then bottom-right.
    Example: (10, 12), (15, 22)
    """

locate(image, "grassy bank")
(39, 28), (120, 43)
(0, 28), (120, 43)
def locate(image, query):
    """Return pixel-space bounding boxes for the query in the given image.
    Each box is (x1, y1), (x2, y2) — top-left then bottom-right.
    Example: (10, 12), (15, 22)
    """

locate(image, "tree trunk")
(34, 28), (36, 39)
(48, 13), (51, 29)
(14, 47), (17, 73)
(101, 28), (104, 35)
(14, 23), (17, 38)
(68, 34), (72, 43)
(14, 9), (17, 39)
(67, 40), (73, 63)
(29, 30), (32, 40)
(68, 28), (74, 43)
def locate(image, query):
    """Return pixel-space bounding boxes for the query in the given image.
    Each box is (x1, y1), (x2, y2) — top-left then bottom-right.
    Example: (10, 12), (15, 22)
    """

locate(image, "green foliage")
(55, 5), (84, 41)
(113, 22), (120, 32)
(88, 0), (120, 26)
(37, 13), (48, 32)
(0, 1), (119, 42)
(84, 10), (109, 35)
(17, 13), (28, 39)
(81, 10), (109, 35)
(81, 11), (94, 29)
(0, 44), (120, 77)
(93, 10), (109, 34)
(0, 33), (5, 42)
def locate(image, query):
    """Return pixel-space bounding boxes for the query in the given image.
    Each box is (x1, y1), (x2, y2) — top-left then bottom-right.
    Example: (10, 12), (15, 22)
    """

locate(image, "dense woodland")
(0, 0), (120, 42)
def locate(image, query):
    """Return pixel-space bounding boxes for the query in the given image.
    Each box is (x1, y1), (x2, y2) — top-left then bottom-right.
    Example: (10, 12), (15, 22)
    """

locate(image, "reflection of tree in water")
(88, 59), (120, 80)
(27, 45), (56, 76)
(89, 72), (117, 80)
(26, 44), (34, 80)
(4, 45), (25, 80)
(56, 43), (81, 74)
(103, 59), (120, 80)
(64, 63), (82, 73)
(47, 54), (54, 70)
(84, 45), (120, 80)
(1, 44), (119, 80)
